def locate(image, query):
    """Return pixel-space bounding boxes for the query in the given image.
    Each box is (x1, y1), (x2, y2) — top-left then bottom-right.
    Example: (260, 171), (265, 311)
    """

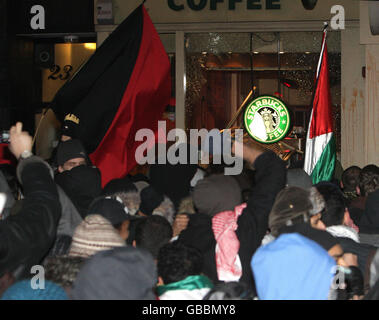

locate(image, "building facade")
(95, 0), (378, 168)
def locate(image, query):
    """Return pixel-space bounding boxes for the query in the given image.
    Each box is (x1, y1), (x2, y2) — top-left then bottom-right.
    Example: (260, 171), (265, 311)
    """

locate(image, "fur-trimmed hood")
(113, 190), (175, 225)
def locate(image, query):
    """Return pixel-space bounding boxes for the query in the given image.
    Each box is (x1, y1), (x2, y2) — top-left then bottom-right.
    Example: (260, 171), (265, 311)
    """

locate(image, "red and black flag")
(50, 4), (171, 186)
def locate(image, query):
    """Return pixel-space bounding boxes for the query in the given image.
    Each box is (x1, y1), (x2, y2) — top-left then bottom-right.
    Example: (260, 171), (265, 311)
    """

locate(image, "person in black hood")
(54, 139), (102, 219)
(55, 165), (102, 219)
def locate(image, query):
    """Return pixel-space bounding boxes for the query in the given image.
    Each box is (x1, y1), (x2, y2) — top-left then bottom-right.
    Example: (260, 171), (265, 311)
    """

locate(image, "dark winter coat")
(0, 156), (61, 278)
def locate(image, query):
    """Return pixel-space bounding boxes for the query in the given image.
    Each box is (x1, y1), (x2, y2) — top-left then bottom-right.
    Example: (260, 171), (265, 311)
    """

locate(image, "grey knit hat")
(193, 174), (243, 217)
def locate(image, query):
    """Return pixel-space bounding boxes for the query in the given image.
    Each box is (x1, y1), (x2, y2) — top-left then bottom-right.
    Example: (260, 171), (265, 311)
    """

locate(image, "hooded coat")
(252, 233), (336, 300)
(71, 246), (157, 300)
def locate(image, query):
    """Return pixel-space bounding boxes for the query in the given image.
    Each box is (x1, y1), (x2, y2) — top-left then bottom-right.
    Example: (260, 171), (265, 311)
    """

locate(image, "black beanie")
(56, 139), (87, 166)
(138, 186), (164, 216)
(89, 197), (132, 226)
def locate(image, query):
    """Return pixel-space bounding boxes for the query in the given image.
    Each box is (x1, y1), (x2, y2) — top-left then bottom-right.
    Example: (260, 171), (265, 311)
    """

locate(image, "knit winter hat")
(56, 139), (87, 166)
(193, 174), (242, 217)
(68, 214), (126, 258)
(71, 247), (157, 300)
(1, 280), (68, 300)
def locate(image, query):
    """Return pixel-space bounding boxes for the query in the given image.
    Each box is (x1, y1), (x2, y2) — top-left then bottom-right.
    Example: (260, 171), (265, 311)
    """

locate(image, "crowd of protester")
(0, 122), (378, 300)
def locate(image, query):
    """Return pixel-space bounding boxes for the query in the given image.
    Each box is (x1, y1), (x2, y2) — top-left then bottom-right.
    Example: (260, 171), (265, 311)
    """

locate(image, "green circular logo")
(244, 95), (290, 144)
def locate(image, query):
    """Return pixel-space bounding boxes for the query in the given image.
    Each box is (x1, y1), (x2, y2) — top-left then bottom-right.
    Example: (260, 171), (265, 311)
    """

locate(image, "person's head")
(152, 196), (176, 225)
(88, 197), (133, 241)
(138, 185), (164, 217)
(344, 266), (364, 300)
(193, 174), (242, 217)
(359, 189), (379, 232)
(341, 166), (361, 192)
(178, 196), (196, 215)
(68, 214), (126, 258)
(327, 243), (348, 267)
(44, 256), (86, 291)
(1, 280), (68, 300)
(102, 177), (138, 197)
(56, 139), (87, 173)
(316, 183), (347, 227)
(203, 282), (254, 300)
(268, 186), (313, 237)
(358, 165), (379, 196)
(157, 242), (203, 285)
(55, 165), (103, 218)
(149, 152), (197, 209)
(133, 215), (173, 259)
(308, 187), (327, 230)
(71, 246), (157, 300)
(61, 114), (79, 140)
(251, 233), (336, 300)
(286, 168), (313, 189)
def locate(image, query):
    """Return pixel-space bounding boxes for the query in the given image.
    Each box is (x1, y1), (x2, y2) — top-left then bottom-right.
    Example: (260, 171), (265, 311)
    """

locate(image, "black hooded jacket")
(177, 151), (286, 293)
(0, 156), (61, 278)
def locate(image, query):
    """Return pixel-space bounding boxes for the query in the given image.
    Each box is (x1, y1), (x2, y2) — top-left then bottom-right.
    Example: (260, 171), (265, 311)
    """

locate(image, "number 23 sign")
(48, 64), (73, 80)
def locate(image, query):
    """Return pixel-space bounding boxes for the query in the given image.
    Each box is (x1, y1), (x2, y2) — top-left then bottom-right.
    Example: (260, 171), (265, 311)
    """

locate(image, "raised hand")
(9, 122), (33, 159)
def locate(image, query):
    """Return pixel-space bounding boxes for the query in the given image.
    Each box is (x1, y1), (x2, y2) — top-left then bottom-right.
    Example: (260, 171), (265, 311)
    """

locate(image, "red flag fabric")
(308, 32), (334, 139)
(89, 6), (171, 186)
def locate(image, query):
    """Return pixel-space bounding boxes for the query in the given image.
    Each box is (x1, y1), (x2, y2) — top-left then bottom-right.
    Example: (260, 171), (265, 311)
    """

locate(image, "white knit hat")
(68, 214), (125, 258)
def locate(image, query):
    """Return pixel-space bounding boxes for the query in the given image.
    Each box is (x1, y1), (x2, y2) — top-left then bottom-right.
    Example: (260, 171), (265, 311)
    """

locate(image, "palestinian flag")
(303, 27), (336, 185)
(156, 275), (213, 300)
(50, 5), (171, 186)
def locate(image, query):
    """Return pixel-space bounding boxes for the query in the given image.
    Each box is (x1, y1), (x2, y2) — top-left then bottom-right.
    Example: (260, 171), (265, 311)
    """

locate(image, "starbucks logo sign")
(244, 95), (290, 144)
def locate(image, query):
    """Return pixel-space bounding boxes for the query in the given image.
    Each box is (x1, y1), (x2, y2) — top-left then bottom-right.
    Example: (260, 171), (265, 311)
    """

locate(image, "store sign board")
(244, 95), (290, 144)
(168, 0), (281, 11)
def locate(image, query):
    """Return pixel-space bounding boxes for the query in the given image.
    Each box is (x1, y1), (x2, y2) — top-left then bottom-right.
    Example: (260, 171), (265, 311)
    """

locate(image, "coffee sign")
(244, 95), (290, 144)
(168, 0), (281, 11)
